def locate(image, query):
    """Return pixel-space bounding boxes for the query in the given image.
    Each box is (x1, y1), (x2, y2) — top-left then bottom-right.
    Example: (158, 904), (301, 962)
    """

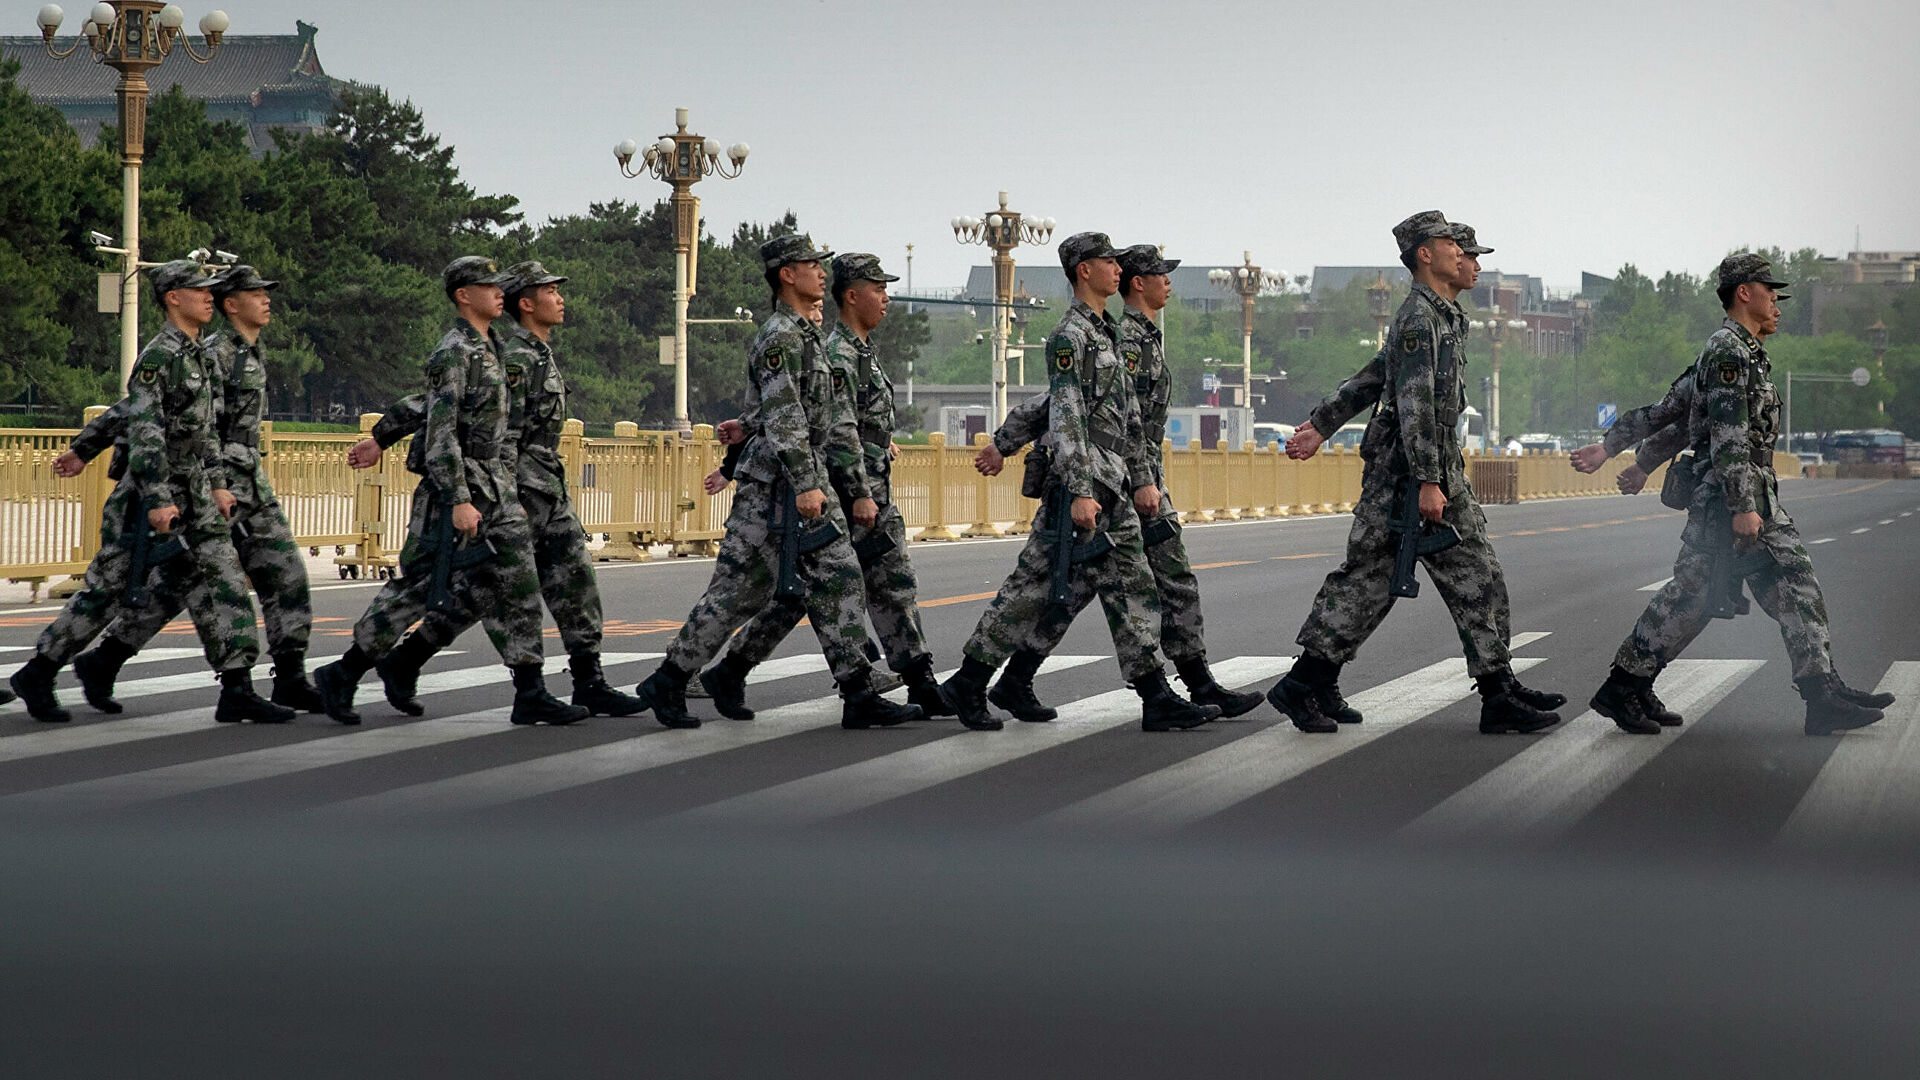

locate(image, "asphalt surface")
(3, 477), (1917, 1077)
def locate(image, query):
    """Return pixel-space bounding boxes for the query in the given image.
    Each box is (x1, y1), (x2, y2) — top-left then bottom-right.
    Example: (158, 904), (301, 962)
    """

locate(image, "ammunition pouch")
(852, 528), (898, 562)
(1142, 514), (1179, 548)
(1660, 451), (1699, 511)
(1021, 446), (1050, 499)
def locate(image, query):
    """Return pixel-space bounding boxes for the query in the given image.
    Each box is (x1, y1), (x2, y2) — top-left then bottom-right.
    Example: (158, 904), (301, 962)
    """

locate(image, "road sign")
(1852, 367), (1871, 387)
(1201, 373), (1217, 391)
(1598, 404), (1617, 429)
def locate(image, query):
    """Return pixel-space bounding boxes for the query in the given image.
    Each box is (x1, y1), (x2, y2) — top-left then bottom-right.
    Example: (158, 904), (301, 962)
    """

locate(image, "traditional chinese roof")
(0, 19), (336, 105)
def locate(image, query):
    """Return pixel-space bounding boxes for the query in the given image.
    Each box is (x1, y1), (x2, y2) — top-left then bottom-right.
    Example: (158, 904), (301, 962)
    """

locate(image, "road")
(2, 477), (1917, 1077)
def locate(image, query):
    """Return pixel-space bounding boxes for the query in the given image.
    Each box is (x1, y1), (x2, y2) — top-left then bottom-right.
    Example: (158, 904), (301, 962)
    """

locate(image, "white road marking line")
(1778, 662), (1920, 848)
(673, 656), (1293, 828)
(1639, 577), (1673, 592)
(1400, 659), (1765, 842)
(1811, 538), (1836, 544)
(1510, 631), (1552, 650)
(744, 654), (830, 685)
(0, 653), (659, 763)
(1880, 519), (1895, 525)
(311, 657), (1113, 817)
(1037, 656), (1546, 834)
(1851, 528), (1871, 534)
(1, 649), (461, 713)
(1901, 512), (1912, 518)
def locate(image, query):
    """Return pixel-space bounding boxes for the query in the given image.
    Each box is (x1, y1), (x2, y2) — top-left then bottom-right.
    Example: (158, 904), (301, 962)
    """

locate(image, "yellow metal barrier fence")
(0, 413), (1763, 592)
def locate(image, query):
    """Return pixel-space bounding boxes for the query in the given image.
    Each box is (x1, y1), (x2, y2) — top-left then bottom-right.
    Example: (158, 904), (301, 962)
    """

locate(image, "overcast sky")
(209, 0), (1915, 293)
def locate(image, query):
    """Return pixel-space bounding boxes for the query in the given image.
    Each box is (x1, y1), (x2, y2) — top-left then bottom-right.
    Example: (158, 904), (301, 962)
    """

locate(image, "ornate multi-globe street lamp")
(951, 191), (1053, 426)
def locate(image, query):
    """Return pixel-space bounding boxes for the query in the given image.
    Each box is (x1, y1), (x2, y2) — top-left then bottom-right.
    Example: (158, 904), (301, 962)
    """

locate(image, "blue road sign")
(1598, 404), (1617, 429)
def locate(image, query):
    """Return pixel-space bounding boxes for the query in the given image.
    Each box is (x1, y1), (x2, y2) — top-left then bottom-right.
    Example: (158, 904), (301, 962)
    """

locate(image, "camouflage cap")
(1715, 253), (1790, 294)
(831, 252), (900, 287)
(500, 259), (567, 298)
(1058, 231), (1122, 273)
(761, 234), (834, 271)
(147, 259), (220, 297)
(211, 264), (279, 298)
(1118, 244), (1180, 276)
(1392, 210), (1453, 256)
(442, 255), (510, 298)
(1449, 224), (1493, 255)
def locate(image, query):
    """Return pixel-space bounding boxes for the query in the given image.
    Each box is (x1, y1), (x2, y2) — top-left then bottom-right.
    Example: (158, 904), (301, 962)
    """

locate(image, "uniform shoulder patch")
(1718, 359), (1743, 386)
(506, 366), (522, 387)
(764, 346), (785, 372)
(1122, 346), (1141, 373)
(830, 369), (847, 391)
(138, 367), (159, 385)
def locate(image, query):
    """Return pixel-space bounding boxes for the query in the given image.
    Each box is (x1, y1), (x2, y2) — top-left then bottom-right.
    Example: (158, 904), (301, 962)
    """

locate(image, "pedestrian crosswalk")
(0, 640), (1915, 847)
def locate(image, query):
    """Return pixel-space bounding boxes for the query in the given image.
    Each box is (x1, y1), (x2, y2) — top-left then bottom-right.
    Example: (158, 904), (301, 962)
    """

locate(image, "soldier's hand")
(1418, 482), (1447, 524)
(1286, 425), (1324, 460)
(1571, 443), (1609, 473)
(851, 497), (878, 528)
(1617, 464), (1648, 495)
(974, 445), (1005, 476)
(795, 488), (828, 519)
(212, 488), (237, 520)
(1133, 485), (1161, 519)
(1732, 510), (1762, 539)
(452, 501), (482, 537)
(716, 419), (746, 446)
(148, 506), (180, 534)
(703, 468), (730, 496)
(1071, 496), (1099, 531)
(347, 437), (383, 469)
(53, 450), (86, 478)
(889, 441), (900, 460)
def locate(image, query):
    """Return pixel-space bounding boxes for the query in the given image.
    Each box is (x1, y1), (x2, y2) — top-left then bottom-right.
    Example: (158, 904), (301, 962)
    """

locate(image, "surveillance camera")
(188, 247), (211, 262)
(974, 332), (985, 344)
(89, 231), (113, 246)
(214, 250), (239, 264)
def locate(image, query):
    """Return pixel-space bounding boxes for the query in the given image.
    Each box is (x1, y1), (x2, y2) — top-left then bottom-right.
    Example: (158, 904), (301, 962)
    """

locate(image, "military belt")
(1090, 431), (1130, 456)
(461, 434), (502, 460)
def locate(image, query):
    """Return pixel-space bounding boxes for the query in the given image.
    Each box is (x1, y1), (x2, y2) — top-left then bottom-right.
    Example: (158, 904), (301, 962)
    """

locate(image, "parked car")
(1324, 423), (1368, 450)
(1515, 433), (1567, 453)
(1252, 422), (1295, 448)
(1820, 429), (1906, 465)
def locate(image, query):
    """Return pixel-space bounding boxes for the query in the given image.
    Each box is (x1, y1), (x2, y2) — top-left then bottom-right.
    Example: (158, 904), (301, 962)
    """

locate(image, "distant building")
(1466, 269), (1592, 358)
(1816, 250), (1920, 286)
(1308, 266), (1411, 302)
(1807, 251), (1919, 335)
(963, 264), (1278, 312)
(0, 20), (344, 155)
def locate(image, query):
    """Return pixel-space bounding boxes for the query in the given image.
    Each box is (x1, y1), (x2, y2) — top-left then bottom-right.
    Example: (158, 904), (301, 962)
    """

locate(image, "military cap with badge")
(147, 258), (220, 304)
(1392, 210), (1455, 257)
(1715, 253), (1791, 301)
(1449, 223), (1493, 255)
(1057, 231), (1122, 273)
(830, 252), (899, 290)
(442, 255), (510, 300)
(211, 265), (280, 299)
(499, 260), (568, 301)
(1117, 244), (1180, 277)
(760, 234), (833, 271)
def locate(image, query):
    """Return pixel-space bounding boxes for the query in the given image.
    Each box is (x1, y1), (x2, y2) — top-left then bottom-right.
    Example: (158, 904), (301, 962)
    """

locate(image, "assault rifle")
(773, 479), (844, 601)
(123, 501), (190, 609)
(1704, 514), (1773, 620)
(1388, 477), (1461, 599)
(421, 491), (496, 615)
(1045, 489), (1114, 609)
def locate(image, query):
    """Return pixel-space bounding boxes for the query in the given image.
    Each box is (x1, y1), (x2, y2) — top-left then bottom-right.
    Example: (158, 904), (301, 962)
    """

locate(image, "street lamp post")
(1207, 252), (1283, 412)
(1470, 316), (1528, 445)
(36, 2), (228, 387)
(1867, 319), (1889, 414)
(1365, 270), (1394, 350)
(614, 107), (749, 436)
(952, 191), (1054, 426)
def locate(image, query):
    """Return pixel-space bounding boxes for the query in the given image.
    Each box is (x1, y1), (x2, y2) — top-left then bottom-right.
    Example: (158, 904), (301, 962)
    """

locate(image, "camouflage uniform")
(33, 323), (261, 672)
(1612, 315), (1833, 680)
(658, 290), (879, 692)
(963, 293), (1166, 682)
(370, 318), (601, 658)
(724, 287), (930, 674)
(1293, 277), (1513, 678)
(72, 327), (311, 661)
(349, 317), (546, 666)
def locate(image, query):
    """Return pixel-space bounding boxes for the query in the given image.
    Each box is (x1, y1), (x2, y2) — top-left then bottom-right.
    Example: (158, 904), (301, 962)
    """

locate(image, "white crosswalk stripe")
(311, 655), (1111, 817)
(0, 648), (463, 713)
(0, 653), (659, 767)
(1038, 652), (1549, 833)
(744, 653), (831, 685)
(1777, 662), (1920, 848)
(672, 655), (1292, 828)
(1639, 577), (1673, 592)
(1400, 658), (1765, 842)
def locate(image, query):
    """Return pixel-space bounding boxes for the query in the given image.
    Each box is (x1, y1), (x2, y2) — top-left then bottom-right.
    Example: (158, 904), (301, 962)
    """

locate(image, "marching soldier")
(1585, 254), (1892, 735)
(9, 260), (289, 723)
(938, 232), (1218, 733)
(345, 261), (645, 718)
(57, 265), (324, 715)
(693, 253), (951, 721)
(1267, 212), (1565, 735)
(627, 236), (923, 731)
(312, 256), (586, 727)
(970, 244), (1261, 722)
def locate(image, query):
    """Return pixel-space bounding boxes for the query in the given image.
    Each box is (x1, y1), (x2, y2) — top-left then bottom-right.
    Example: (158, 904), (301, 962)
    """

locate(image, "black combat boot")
(73, 636), (139, 714)
(1642, 684), (1683, 727)
(696, 653), (755, 721)
(375, 634), (441, 717)
(864, 638), (904, 694)
(842, 675), (924, 730)
(902, 655), (955, 719)
(1831, 671), (1896, 711)
(215, 669), (296, 724)
(1507, 677), (1568, 712)
(1798, 673), (1884, 736)
(1268, 653), (1339, 733)
(939, 655), (1002, 731)
(988, 650), (1056, 723)
(509, 665), (589, 726)
(1174, 656), (1263, 719)
(1478, 671), (1563, 734)
(1138, 670), (1220, 732)
(10, 655), (70, 723)
(1590, 666), (1661, 734)
(635, 663), (700, 729)
(570, 653), (646, 717)
(269, 650), (325, 713)
(313, 645), (375, 726)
